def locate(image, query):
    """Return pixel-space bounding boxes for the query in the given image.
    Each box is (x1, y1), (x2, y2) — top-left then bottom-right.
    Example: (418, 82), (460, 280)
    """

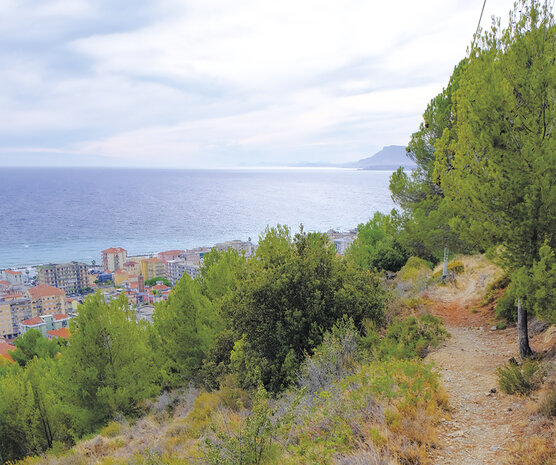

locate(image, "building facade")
(19, 313), (70, 337)
(140, 258), (166, 280)
(38, 262), (89, 294)
(28, 284), (67, 316)
(158, 250), (185, 261)
(166, 259), (200, 284)
(102, 247), (128, 272)
(0, 270), (24, 285)
(0, 297), (33, 338)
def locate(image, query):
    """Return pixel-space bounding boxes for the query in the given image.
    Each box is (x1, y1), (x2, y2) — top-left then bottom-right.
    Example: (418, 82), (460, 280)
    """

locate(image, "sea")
(0, 167), (396, 269)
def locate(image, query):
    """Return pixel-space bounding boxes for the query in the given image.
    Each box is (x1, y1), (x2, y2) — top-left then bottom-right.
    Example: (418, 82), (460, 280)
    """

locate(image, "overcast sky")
(0, 0), (513, 168)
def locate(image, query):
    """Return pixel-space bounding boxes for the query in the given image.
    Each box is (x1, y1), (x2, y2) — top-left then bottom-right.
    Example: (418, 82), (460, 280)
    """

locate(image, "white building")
(0, 270), (24, 285)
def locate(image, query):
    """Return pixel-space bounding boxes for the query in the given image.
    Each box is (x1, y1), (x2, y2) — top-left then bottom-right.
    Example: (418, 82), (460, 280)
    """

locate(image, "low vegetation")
(497, 360), (547, 396)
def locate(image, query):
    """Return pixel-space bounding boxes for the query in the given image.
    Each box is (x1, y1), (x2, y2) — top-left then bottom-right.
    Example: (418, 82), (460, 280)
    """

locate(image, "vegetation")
(497, 359), (547, 396)
(0, 1), (554, 463)
(436, 0), (555, 356)
(145, 277), (171, 287)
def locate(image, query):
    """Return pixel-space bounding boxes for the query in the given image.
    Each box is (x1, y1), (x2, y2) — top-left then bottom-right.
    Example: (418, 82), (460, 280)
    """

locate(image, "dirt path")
(427, 325), (520, 464)
(424, 257), (525, 464)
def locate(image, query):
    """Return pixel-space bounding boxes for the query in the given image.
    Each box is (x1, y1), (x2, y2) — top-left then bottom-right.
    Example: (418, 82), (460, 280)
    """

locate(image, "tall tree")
(154, 275), (216, 386)
(390, 60), (468, 271)
(346, 211), (410, 272)
(63, 293), (160, 428)
(11, 329), (61, 367)
(439, 0), (555, 356)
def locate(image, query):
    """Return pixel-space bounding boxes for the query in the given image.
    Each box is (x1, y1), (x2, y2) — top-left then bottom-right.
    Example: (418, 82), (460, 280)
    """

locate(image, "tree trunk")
(442, 246), (448, 280)
(517, 297), (533, 358)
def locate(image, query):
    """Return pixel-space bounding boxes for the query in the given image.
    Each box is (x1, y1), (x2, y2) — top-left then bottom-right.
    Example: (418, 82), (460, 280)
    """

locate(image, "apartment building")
(28, 284), (67, 316)
(101, 247), (128, 272)
(213, 240), (253, 256)
(0, 269), (24, 285)
(123, 260), (140, 275)
(158, 250), (185, 261)
(166, 259), (200, 284)
(140, 257), (166, 280)
(19, 313), (70, 337)
(0, 296), (33, 338)
(178, 247), (211, 265)
(37, 262), (89, 294)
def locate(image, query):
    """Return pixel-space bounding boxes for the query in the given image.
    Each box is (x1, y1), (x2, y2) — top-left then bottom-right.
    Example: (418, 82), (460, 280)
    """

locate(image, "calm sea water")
(0, 168), (395, 268)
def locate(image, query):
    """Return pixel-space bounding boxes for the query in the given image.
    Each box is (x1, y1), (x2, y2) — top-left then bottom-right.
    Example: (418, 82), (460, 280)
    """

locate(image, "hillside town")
(0, 231), (356, 362)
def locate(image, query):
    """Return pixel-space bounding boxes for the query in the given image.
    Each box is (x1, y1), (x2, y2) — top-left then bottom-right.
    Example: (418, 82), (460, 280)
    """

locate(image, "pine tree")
(440, 0), (555, 356)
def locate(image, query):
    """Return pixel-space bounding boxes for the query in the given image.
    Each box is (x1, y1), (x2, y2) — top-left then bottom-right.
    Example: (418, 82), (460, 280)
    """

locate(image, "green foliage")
(497, 360), (547, 395)
(197, 249), (247, 304)
(153, 275), (217, 386)
(378, 314), (448, 360)
(11, 330), (61, 367)
(204, 387), (278, 465)
(347, 211), (410, 272)
(496, 284), (518, 322)
(0, 353), (75, 462)
(439, 1), (555, 274)
(482, 274), (511, 305)
(513, 242), (556, 325)
(100, 421), (123, 438)
(389, 60), (469, 262)
(297, 317), (360, 394)
(63, 293), (160, 428)
(145, 277), (171, 287)
(226, 226), (385, 392)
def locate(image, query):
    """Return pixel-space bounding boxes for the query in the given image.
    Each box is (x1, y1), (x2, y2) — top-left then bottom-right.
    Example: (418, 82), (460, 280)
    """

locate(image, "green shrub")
(378, 314), (448, 360)
(482, 274), (511, 305)
(497, 360), (546, 395)
(496, 285), (518, 322)
(100, 421), (123, 438)
(431, 260), (465, 280)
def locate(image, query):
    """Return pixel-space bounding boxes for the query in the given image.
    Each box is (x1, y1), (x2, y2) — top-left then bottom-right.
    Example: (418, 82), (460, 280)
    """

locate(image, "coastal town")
(0, 230), (356, 362)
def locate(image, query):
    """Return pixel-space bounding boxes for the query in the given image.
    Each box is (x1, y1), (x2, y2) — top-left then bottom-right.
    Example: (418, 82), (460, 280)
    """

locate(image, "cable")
(471, 0), (488, 50)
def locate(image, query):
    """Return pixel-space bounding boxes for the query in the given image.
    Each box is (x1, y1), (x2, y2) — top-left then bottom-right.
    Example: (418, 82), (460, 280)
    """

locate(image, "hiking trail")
(424, 257), (537, 464)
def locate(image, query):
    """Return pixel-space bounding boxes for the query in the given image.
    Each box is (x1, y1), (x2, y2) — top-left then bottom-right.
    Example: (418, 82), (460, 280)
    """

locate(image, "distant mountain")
(252, 145), (417, 170)
(354, 145), (416, 170)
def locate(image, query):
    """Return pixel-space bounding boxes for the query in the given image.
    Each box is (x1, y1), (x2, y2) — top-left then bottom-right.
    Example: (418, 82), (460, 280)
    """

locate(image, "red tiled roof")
(123, 261), (137, 266)
(158, 250), (184, 257)
(0, 342), (15, 363)
(21, 316), (44, 326)
(29, 284), (65, 298)
(102, 247), (126, 254)
(5, 270), (22, 275)
(0, 280), (11, 286)
(52, 314), (69, 321)
(46, 327), (70, 339)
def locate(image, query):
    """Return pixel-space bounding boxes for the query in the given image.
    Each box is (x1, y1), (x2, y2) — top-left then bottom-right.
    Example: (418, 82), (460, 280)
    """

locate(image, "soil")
(424, 258), (546, 464)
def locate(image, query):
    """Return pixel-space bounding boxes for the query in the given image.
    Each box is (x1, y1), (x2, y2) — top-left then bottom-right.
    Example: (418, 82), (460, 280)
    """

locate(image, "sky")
(0, 0), (514, 168)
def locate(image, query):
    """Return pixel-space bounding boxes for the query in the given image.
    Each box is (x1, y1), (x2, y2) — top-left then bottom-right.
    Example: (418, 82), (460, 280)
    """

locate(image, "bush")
(497, 360), (546, 395)
(538, 385), (556, 417)
(482, 274), (511, 305)
(378, 314), (448, 360)
(431, 260), (465, 280)
(297, 318), (360, 394)
(496, 284), (518, 322)
(100, 421), (123, 438)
